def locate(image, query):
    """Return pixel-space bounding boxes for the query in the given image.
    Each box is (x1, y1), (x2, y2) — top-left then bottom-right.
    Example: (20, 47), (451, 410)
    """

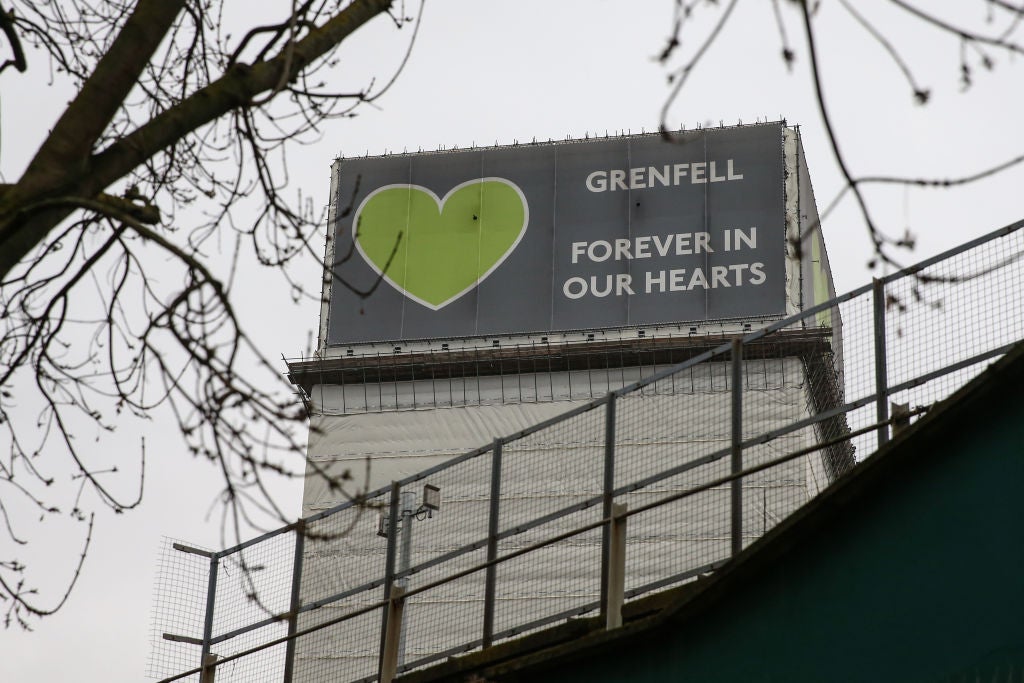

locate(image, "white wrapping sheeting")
(308, 364), (676, 415)
(293, 359), (829, 681)
(301, 359), (820, 511)
(302, 400), (592, 511)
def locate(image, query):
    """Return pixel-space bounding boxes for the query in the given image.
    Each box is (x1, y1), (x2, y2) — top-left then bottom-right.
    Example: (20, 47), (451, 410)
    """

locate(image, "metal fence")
(150, 219), (1024, 683)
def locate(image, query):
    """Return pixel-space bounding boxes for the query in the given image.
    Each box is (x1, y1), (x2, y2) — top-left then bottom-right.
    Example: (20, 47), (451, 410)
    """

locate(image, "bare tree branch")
(0, 0), (410, 628)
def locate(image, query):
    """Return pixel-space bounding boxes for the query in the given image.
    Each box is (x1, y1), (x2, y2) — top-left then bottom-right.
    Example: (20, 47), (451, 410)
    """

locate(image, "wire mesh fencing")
(151, 219), (1024, 683)
(148, 538), (213, 680)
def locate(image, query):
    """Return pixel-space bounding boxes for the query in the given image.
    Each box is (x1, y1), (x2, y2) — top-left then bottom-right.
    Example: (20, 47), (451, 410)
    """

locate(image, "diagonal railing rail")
(149, 219), (1024, 683)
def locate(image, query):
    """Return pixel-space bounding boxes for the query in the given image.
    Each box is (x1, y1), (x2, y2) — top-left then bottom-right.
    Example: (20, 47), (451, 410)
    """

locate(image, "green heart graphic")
(354, 178), (529, 309)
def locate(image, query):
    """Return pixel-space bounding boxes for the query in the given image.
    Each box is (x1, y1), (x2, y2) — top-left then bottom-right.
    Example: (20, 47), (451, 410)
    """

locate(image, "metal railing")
(149, 219), (1024, 683)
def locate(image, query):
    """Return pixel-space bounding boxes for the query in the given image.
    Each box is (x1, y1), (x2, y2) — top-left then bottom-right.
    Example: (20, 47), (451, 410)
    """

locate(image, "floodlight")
(422, 484), (441, 512)
(376, 512), (390, 538)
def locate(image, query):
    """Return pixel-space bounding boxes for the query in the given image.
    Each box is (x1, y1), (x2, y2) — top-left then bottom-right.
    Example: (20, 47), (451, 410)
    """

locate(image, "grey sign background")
(326, 123), (785, 345)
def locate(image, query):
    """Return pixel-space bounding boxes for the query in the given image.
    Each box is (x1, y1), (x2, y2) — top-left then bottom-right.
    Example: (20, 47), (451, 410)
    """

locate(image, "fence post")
(199, 553), (219, 679)
(730, 338), (743, 557)
(600, 393), (617, 618)
(199, 653), (218, 683)
(380, 586), (407, 683)
(282, 519), (306, 683)
(605, 503), (628, 630)
(377, 483), (401, 681)
(483, 440), (503, 648)
(873, 279), (890, 448)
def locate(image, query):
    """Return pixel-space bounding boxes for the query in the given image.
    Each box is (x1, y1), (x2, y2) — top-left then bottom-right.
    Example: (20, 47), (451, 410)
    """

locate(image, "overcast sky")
(2, 2), (1022, 681)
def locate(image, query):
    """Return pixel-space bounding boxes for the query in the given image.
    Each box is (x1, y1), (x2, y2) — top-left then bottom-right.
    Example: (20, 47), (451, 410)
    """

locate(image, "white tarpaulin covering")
(293, 359), (829, 681)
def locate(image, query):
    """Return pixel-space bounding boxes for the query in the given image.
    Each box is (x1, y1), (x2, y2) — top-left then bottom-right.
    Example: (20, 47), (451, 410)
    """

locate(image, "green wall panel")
(538, 408), (1024, 682)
